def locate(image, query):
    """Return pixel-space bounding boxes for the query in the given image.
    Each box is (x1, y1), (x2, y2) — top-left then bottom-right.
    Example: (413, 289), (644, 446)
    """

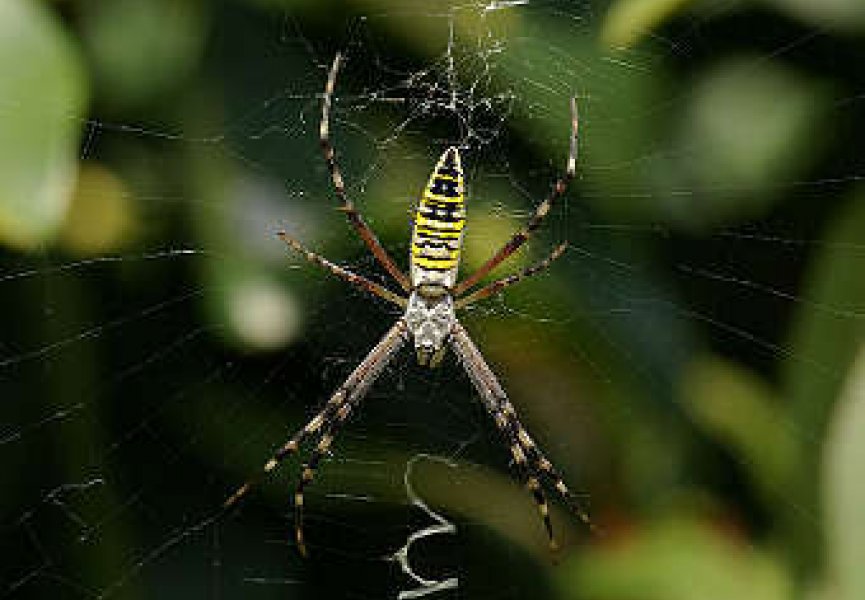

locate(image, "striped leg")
(454, 243), (568, 310)
(453, 98), (578, 296)
(224, 320), (409, 549)
(277, 231), (407, 308)
(223, 392), (343, 510)
(476, 350), (594, 531)
(450, 324), (573, 550)
(489, 402), (557, 549)
(502, 404), (595, 530)
(320, 53), (411, 291)
(451, 324), (595, 538)
(293, 399), (356, 557)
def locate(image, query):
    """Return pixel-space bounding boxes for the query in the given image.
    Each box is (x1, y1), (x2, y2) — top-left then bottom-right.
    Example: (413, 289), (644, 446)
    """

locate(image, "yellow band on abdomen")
(410, 147), (466, 287)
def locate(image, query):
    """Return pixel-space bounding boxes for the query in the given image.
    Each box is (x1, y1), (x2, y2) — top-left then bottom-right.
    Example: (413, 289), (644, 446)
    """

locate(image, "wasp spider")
(225, 53), (592, 556)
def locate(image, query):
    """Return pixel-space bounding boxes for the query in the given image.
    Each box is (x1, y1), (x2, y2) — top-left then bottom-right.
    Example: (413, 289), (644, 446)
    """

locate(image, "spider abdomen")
(410, 147), (466, 290)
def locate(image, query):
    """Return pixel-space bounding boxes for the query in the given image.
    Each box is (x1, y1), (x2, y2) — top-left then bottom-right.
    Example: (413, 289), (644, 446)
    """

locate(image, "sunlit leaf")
(602, 0), (694, 49)
(559, 518), (792, 600)
(824, 345), (865, 600)
(498, 19), (667, 223)
(413, 455), (583, 557)
(59, 163), (137, 255)
(0, 0), (87, 250)
(782, 186), (865, 569)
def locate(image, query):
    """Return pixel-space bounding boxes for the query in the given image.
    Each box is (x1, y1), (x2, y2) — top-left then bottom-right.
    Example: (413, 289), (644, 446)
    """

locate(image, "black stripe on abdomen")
(428, 177), (460, 198)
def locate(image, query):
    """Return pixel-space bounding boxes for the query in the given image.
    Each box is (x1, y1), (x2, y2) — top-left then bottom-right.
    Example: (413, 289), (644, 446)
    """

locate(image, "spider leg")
(450, 323), (585, 550)
(277, 231), (407, 308)
(501, 403), (595, 530)
(223, 383), (348, 510)
(293, 397), (358, 556)
(470, 331), (594, 530)
(292, 315), (408, 556)
(320, 53), (411, 291)
(494, 405), (558, 550)
(454, 243), (567, 310)
(453, 98), (578, 296)
(480, 357), (595, 531)
(223, 416), (319, 510)
(224, 320), (409, 555)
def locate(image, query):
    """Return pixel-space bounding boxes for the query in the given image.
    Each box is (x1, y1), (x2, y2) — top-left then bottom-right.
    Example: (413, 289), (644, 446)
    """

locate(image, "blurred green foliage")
(824, 347), (865, 600)
(0, 0), (86, 249)
(1, 0), (864, 598)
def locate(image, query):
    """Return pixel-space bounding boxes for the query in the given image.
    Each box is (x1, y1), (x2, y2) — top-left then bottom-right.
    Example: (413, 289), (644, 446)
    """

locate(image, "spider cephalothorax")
(225, 52), (591, 557)
(405, 289), (456, 367)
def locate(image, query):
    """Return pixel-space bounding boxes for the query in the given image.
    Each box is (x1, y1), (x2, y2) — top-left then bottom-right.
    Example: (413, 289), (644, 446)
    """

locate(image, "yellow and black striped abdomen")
(411, 147), (466, 289)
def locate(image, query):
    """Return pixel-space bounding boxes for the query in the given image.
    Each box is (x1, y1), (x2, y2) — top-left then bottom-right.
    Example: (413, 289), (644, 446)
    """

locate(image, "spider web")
(1, 1), (864, 599)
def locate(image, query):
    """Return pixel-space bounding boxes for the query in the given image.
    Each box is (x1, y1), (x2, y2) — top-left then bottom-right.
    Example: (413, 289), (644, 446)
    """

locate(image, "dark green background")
(1, 0), (864, 598)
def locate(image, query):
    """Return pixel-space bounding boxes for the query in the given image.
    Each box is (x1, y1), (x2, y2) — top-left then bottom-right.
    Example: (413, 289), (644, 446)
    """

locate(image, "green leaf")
(824, 345), (865, 600)
(602, 0), (695, 49)
(661, 58), (828, 228)
(496, 18), (667, 222)
(58, 163), (137, 255)
(0, 0), (87, 250)
(559, 518), (792, 600)
(682, 355), (796, 509)
(782, 187), (865, 569)
(81, 0), (207, 110)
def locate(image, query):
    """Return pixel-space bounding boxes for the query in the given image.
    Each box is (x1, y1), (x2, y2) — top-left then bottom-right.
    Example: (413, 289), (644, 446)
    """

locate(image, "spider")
(224, 53), (592, 556)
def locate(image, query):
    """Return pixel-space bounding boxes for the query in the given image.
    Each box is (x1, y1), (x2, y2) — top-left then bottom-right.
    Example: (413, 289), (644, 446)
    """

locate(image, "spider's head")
(405, 288), (456, 368)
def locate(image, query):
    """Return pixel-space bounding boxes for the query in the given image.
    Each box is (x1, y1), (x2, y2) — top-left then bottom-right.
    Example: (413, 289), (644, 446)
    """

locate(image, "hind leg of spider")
(450, 325), (557, 549)
(469, 376), (558, 549)
(319, 53), (411, 291)
(293, 400), (357, 557)
(225, 320), (408, 515)
(499, 401), (596, 532)
(496, 393), (595, 538)
(479, 395), (558, 549)
(276, 231), (407, 308)
(450, 323), (589, 547)
(499, 412), (558, 551)
(223, 390), (348, 510)
(455, 243), (567, 309)
(531, 448), (596, 532)
(454, 98), (578, 296)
